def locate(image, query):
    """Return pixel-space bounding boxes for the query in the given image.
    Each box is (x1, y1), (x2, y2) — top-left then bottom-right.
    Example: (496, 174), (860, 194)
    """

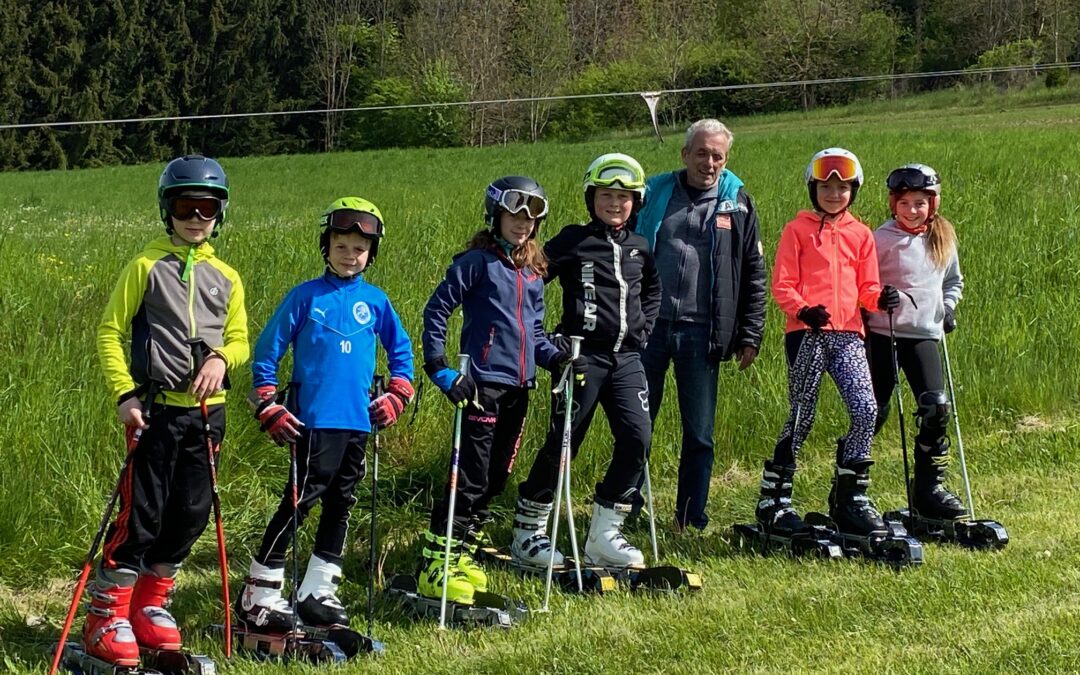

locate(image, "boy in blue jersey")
(235, 197), (415, 632)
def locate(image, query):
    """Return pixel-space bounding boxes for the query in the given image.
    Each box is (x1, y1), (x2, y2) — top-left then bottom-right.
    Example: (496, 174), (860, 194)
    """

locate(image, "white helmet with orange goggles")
(887, 163), (942, 222)
(805, 147), (863, 211)
(319, 196), (385, 267)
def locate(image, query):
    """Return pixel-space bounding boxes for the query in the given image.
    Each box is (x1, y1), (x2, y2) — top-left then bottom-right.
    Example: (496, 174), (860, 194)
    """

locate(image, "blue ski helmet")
(158, 155), (230, 235)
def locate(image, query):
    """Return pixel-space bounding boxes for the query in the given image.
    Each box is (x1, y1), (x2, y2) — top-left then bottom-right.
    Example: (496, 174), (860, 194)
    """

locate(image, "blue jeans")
(640, 319), (719, 530)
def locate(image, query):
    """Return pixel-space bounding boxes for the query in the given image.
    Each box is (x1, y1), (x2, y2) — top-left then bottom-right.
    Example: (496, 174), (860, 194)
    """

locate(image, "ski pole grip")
(569, 336), (582, 359)
(371, 374), (386, 399)
(458, 353), (471, 372)
(187, 337), (206, 376)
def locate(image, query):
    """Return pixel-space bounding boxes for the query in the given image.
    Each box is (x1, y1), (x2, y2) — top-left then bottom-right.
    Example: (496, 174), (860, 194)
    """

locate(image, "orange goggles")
(810, 155), (859, 182)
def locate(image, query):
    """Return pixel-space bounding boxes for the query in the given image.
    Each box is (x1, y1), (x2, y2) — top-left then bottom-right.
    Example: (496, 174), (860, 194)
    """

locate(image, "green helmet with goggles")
(583, 153), (647, 222)
(319, 196), (385, 267)
(158, 155), (230, 236)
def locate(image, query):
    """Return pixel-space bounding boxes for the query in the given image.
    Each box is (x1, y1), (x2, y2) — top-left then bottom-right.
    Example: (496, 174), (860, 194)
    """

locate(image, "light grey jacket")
(865, 220), (963, 340)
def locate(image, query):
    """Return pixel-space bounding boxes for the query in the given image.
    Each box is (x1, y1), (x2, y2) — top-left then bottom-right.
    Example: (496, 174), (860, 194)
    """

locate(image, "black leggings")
(866, 331), (947, 446)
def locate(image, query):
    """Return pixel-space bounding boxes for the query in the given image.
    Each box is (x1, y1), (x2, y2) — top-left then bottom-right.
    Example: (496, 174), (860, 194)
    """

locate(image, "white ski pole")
(438, 354), (471, 630)
(544, 337), (584, 610)
(643, 460), (659, 562)
(941, 335), (976, 518)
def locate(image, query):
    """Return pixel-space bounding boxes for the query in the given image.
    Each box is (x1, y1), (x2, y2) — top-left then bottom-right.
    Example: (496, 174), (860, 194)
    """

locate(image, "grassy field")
(2, 84), (1080, 673)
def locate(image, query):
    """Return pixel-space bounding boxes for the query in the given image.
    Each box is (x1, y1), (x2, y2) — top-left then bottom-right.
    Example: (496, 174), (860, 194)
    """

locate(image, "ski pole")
(544, 337), (585, 610)
(368, 375), (385, 638)
(643, 461), (659, 562)
(189, 339), (231, 658)
(50, 384), (157, 675)
(49, 429), (142, 675)
(887, 310), (915, 522)
(941, 335), (976, 518)
(439, 354), (471, 630)
(289, 439), (301, 641)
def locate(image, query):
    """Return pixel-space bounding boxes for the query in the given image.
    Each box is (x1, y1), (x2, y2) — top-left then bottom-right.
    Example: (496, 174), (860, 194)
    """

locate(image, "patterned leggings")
(773, 330), (878, 467)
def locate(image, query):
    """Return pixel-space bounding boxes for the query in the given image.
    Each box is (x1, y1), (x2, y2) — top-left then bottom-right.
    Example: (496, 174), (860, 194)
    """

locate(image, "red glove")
(249, 385), (304, 445)
(369, 376), (415, 429)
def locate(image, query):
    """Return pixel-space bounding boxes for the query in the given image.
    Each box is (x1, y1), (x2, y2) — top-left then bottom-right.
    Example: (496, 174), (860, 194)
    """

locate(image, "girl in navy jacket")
(419, 176), (578, 604)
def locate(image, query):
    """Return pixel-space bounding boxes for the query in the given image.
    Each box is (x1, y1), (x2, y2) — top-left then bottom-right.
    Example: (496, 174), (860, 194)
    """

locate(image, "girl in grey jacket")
(865, 163), (967, 521)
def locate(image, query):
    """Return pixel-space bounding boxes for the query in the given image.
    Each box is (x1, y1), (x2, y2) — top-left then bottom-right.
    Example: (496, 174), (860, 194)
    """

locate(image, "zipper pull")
(181, 245), (195, 282)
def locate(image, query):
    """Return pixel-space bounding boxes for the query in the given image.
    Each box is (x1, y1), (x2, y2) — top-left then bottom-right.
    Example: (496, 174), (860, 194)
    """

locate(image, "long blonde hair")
(926, 213), (957, 269)
(466, 230), (548, 277)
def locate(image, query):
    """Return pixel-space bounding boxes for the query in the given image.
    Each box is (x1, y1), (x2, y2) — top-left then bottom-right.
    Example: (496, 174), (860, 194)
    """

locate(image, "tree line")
(0, 0), (1077, 170)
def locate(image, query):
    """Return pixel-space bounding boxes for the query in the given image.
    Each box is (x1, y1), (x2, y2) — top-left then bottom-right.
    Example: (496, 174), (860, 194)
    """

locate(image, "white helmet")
(805, 147), (863, 210)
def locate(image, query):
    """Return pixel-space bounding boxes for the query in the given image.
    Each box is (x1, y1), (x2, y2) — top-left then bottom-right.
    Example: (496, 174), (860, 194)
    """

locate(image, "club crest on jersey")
(352, 301), (372, 325)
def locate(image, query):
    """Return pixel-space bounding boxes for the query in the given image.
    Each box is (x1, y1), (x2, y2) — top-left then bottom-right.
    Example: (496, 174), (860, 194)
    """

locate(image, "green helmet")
(158, 155), (230, 235)
(319, 196), (385, 267)
(582, 153), (647, 222)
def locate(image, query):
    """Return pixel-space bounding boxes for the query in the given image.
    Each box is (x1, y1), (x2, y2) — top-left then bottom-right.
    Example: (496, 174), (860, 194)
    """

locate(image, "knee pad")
(916, 390), (950, 430)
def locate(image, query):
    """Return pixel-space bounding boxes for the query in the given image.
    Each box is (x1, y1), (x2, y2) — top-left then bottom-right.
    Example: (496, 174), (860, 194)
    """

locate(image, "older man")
(636, 119), (767, 531)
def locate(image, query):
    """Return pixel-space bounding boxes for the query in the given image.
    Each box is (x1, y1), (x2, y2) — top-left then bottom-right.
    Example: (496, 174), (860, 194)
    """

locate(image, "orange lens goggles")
(810, 155), (859, 182)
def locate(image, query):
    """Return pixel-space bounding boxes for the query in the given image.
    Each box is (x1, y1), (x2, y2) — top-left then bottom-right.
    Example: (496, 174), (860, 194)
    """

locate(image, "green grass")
(3, 85), (1080, 673)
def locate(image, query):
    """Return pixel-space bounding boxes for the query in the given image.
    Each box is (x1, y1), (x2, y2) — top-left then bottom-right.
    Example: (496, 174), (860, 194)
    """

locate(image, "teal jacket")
(636, 169), (767, 360)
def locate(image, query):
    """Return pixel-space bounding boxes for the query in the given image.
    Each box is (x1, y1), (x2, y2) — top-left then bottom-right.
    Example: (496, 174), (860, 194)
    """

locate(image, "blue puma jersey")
(252, 271), (414, 431)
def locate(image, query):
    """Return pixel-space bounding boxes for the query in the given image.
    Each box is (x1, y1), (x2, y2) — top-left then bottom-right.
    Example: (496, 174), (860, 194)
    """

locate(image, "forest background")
(1, 0), (1079, 170)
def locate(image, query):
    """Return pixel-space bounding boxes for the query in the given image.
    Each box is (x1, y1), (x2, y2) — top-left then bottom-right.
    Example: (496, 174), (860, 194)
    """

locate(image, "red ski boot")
(130, 572), (182, 651)
(82, 581), (140, 666)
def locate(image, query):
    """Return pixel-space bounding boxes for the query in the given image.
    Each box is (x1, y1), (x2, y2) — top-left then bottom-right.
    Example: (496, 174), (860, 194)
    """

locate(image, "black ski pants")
(429, 384), (529, 537)
(255, 428), (368, 568)
(519, 351), (650, 506)
(102, 403), (224, 572)
(866, 331), (947, 447)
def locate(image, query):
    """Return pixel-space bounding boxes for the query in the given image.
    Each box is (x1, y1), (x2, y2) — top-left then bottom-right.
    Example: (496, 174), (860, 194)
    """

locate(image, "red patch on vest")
(715, 214), (732, 230)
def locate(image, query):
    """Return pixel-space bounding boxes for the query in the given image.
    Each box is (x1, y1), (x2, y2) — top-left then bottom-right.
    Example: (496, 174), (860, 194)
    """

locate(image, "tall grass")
(1, 88), (1079, 673)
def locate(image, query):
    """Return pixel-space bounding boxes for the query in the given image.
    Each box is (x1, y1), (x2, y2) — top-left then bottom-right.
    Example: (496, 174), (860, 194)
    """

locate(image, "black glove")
(555, 351), (588, 385)
(943, 306), (956, 334)
(548, 333), (572, 353)
(797, 305), (830, 330)
(878, 285), (901, 311)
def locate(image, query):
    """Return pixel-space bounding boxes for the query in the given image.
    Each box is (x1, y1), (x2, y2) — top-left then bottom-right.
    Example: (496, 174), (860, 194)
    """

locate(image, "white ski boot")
(510, 496), (565, 569)
(296, 555), (349, 628)
(584, 500), (645, 568)
(235, 560), (296, 633)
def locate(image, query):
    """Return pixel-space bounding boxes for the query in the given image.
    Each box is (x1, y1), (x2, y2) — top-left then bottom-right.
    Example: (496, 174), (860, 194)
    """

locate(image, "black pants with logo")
(429, 384), (529, 537)
(519, 351), (650, 506)
(102, 403), (224, 572)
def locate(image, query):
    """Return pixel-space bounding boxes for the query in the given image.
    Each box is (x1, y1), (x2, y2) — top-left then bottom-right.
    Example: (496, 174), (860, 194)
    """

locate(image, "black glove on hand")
(797, 305), (830, 330)
(943, 306), (956, 334)
(555, 351), (588, 384)
(878, 285), (901, 311)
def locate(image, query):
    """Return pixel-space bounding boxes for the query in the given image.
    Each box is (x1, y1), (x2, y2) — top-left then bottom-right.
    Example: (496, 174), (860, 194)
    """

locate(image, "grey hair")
(684, 119), (733, 149)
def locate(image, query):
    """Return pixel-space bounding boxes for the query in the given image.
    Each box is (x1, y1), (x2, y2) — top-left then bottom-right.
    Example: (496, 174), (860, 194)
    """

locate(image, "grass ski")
(384, 574), (526, 629)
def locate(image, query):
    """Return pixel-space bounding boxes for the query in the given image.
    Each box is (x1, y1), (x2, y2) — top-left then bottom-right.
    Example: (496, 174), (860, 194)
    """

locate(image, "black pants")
(255, 428), (368, 568)
(866, 331), (947, 446)
(519, 351), (650, 506)
(429, 384), (529, 536)
(102, 404), (224, 572)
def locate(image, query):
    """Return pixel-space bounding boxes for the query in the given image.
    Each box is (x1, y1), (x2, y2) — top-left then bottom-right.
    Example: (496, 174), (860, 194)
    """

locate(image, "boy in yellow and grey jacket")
(86, 155), (248, 666)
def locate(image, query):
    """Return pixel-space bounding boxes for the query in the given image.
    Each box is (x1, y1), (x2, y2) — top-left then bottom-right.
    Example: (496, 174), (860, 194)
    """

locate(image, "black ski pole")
(887, 310), (915, 522)
(367, 375), (385, 638)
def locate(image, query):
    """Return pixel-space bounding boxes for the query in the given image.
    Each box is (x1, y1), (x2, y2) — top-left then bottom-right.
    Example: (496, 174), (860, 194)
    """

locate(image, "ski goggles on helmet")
(326, 209), (384, 237)
(167, 195), (223, 221)
(487, 185), (549, 219)
(809, 154), (860, 182)
(886, 166), (941, 193)
(591, 164), (646, 191)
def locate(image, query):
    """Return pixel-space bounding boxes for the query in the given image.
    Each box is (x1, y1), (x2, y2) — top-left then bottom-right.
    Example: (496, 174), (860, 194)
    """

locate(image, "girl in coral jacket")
(755, 148), (900, 539)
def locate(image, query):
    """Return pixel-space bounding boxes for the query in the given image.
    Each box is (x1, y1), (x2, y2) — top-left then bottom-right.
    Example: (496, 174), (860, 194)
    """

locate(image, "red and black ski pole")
(189, 339), (232, 658)
(49, 386), (155, 675)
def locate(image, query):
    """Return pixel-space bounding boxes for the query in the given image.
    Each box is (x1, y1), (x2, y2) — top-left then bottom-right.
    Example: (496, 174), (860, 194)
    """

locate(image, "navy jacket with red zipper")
(423, 245), (562, 388)
(545, 219), (662, 353)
